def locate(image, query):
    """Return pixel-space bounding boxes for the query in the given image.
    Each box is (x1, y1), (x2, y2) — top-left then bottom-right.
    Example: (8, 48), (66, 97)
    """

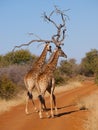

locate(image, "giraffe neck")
(48, 50), (56, 63)
(33, 45), (48, 70)
(45, 50), (59, 74)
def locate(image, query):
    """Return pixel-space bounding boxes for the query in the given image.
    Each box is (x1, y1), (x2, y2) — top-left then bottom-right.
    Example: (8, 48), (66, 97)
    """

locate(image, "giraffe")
(24, 42), (52, 114)
(36, 46), (67, 118)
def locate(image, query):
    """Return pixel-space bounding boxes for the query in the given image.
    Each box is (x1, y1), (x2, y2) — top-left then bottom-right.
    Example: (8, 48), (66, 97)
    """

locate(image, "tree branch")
(43, 6), (67, 47)
(12, 39), (52, 52)
(28, 33), (42, 40)
(13, 6), (69, 51)
(43, 12), (58, 29)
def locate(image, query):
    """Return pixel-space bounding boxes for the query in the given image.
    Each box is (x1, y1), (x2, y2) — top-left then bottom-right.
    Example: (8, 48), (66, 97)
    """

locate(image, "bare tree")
(12, 6), (68, 51)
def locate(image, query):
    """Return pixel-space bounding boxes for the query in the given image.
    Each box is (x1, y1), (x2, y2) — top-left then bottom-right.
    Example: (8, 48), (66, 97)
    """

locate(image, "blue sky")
(0, 0), (98, 63)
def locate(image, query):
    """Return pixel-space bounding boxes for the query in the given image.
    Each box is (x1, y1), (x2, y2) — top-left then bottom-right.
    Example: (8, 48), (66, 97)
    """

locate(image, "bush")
(95, 73), (98, 85)
(0, 75), (17, 100)
(0, 49), (38, 67)
(55, 75), (65, 85)
(0, 64), (30, 88)
(54, 68), (67, 85)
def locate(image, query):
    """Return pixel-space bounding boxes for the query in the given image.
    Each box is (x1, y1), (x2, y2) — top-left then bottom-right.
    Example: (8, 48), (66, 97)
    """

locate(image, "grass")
(55, 81), (82, 93)
(77, 91), (98, 130)
(0, 91), (25, 114)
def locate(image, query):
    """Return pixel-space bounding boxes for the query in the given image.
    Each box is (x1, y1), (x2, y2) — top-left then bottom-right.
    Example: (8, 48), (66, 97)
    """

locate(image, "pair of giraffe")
(24, 42), (67, 118)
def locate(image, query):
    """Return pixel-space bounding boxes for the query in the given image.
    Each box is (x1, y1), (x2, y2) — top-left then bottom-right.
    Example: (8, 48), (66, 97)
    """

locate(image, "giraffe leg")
(25, 94), (29, 114)
(47, 89), (54, 118)
(41, 95), (50, 118)
(38, 95), (43, 118)
(52, 94), (58, 115)
(38, 95), (50, 118)
(43, 98), (50, 118)
(31, 98), (39, 113)
(50, 93), (54, 118)
(27, 91), (38, 113)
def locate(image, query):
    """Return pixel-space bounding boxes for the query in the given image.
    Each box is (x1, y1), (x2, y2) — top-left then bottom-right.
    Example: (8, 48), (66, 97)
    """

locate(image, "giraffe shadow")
(55, 106), (87, 118)
(56, 109), (79, 117)
(57, 103), (76, 110)
(41, 104), (87, 118)
(45, 103), (76, 112)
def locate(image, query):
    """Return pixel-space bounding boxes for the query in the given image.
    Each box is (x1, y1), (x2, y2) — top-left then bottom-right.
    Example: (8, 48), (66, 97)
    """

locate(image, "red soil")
(0, 81), (98, 130)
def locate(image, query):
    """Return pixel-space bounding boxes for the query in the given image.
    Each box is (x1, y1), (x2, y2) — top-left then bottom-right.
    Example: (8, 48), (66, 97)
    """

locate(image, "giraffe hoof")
(39, 113), (43, 119)
(25, 111), (29, 115)
(35, 110), (39, 113)
(25, 109), (29, 115)
(34, 108), (39, 113)
(41, 109), (44, 112)
(46, 114), (51, 118)
(39, 116), (43, 119)
(51, 115), (54, 118)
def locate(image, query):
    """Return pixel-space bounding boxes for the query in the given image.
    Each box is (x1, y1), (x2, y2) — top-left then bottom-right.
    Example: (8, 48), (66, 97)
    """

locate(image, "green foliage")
(0, 55), (4, 67)
(95, 70), (98, 85)
(13, 50), (32, 64)
(60, 60), (72, 75)
(54, 68), (65, 85)
(59, 58), (78, 77)
(0, 49), (37, 67)
(0, 75), (17, 99)
(81, 49), (98, 76)
(95, 74), (98, 84)
(55, 76), (65, 85)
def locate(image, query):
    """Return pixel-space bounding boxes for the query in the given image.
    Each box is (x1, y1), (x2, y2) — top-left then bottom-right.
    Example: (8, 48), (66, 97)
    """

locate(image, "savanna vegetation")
(77, 90), (98, 130)
(0, 48), (98, 99)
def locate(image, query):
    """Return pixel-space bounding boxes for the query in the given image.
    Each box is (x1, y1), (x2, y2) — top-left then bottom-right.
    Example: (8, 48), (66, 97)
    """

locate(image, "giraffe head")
(45, 42), (52, 53)
(56, 46), (67, 58)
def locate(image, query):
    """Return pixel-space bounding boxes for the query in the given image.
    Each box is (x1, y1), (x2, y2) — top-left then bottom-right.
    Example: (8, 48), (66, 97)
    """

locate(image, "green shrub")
(95, 73), (98, 85)
(0, 49), (37, 67)
(54, 69), (66, 85)
(0, 75), (17, 99)
(55, 75), (65, 85)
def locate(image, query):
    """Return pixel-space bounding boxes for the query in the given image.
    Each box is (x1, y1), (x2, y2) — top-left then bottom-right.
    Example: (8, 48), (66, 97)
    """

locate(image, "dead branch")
(43, 6), (67, 47)
(43, 12), (58, 29)
(13, 6), (69, 51)
(28, 33), (41, 40)
(12, 39), (52, 52)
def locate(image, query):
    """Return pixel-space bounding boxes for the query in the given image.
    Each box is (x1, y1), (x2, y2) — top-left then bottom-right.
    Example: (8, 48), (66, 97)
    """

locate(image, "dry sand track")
(0, 81), (98, 130)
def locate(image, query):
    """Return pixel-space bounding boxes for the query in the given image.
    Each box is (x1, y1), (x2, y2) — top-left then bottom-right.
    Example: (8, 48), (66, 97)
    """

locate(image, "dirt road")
(0, 81), (98, 130)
